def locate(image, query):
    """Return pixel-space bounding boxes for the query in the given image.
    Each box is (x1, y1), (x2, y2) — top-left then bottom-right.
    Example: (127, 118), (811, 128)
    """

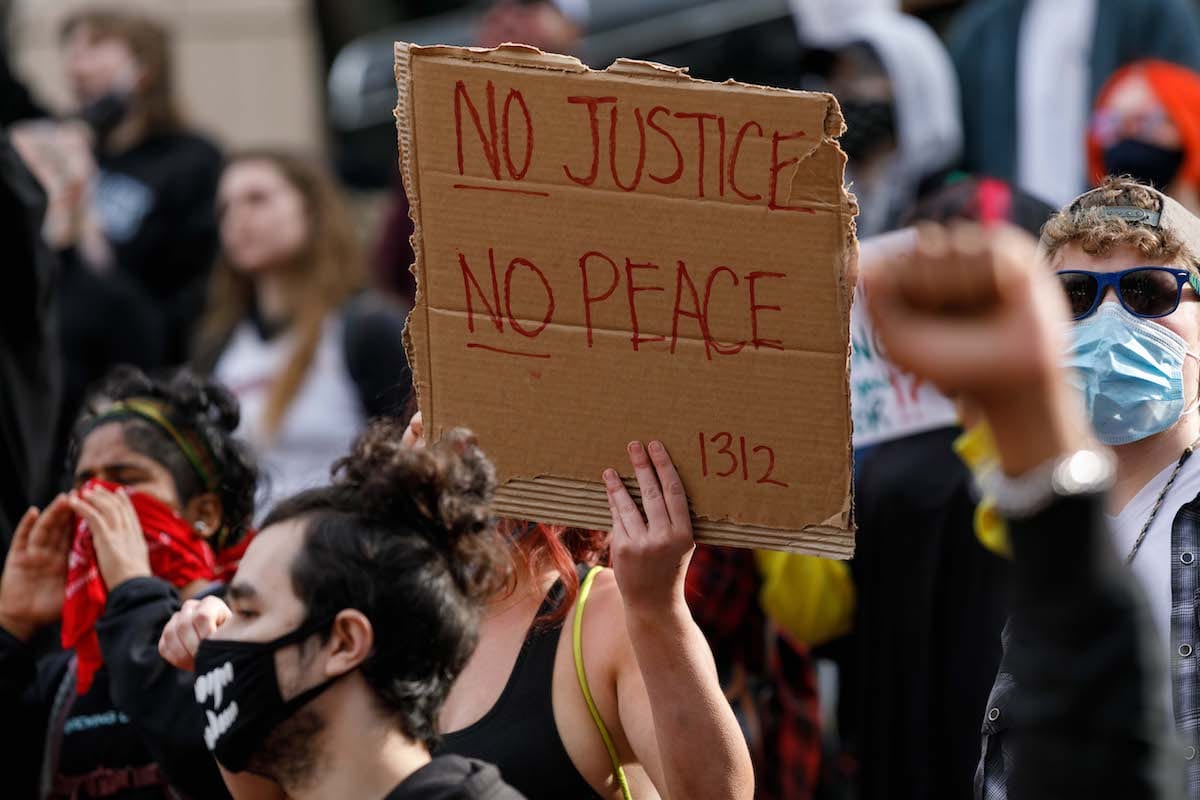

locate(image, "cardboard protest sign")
(395, 42), (857, 556)
(851, 231), (958, 449)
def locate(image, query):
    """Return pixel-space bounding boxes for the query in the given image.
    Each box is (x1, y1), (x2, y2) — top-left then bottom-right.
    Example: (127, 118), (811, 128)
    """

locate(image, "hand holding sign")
(604, 441), (695, 614)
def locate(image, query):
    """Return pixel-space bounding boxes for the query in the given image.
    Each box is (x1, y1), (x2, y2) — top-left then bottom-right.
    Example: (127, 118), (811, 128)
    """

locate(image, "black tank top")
(438, 575), (603, 799)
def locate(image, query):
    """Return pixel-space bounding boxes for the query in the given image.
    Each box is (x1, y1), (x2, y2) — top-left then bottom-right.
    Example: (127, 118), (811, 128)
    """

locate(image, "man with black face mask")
(159, 422), (525, 800)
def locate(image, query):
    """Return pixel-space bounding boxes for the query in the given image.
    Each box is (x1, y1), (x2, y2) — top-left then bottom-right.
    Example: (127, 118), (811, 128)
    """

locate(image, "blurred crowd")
(3, 0), (1200, 799)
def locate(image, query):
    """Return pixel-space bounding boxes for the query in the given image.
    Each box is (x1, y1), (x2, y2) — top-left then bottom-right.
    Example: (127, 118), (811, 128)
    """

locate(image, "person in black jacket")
(0, 130), (61, 559)
(159, 420), (525, 800)
(0, 366), (257, 798)
(862, 220), (1180, 799)
(59, 8), (223, 364)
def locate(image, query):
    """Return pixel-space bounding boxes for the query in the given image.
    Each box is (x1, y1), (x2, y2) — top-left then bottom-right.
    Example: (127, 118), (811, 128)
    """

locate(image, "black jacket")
(0, 130), (61, 559)
(385, 755), (527, 800)
(1004, 492), (1181, 799)
(0, 577), (228, 798)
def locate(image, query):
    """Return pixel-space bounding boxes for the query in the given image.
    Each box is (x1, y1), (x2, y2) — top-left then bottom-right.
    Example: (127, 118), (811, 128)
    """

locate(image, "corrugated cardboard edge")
(394, 42), (858, 558)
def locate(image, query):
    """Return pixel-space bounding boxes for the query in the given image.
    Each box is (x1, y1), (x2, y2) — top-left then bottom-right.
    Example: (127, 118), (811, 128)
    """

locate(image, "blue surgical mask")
(1064, 303), (1198, 445)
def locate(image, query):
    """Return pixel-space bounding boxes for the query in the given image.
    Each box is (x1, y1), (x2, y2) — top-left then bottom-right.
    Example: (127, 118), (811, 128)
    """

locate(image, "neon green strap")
(573, 565), (633, 800)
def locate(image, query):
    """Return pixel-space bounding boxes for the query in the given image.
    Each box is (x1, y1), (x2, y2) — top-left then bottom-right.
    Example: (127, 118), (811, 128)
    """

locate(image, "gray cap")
(1039, 184), (1200, 266)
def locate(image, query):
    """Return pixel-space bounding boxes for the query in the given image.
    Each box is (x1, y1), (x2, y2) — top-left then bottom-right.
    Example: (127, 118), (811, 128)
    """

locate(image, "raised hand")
(158, 595), (232, 672)
(0, 495), (75, 641)
(863, 222), (1090, 473)
(67, 484), (151, 590)
(603, 440), (695, 614)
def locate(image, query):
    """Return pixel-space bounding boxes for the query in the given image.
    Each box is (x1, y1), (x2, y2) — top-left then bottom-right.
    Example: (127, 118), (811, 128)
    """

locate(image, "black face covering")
(193, 617), (342, 774)
(76, 90), (131, 142)
(1102, 139), (1185, 190)
(838, 99), (895, 163)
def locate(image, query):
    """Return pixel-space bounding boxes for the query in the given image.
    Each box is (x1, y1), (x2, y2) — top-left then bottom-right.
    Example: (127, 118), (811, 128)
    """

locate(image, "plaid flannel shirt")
(686, 545), (821, 800)
(975, 495), (1200, 799)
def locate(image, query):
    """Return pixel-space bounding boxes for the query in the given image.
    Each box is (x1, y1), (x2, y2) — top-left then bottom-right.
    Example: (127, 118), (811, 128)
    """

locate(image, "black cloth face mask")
(76, 90), (132, 142)
(194, 616), (342, 774)
(838, 99), (895, 163)
(1102, 138), (1185, 190)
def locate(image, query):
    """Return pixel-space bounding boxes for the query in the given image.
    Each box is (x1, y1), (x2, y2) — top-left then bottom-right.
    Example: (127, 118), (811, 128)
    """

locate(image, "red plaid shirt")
(686, 545), (822, 800)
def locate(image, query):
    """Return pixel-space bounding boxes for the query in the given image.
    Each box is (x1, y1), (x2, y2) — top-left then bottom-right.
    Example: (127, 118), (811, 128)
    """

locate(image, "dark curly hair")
(67, 366), (258, 547)
(261, 419), (509, 748)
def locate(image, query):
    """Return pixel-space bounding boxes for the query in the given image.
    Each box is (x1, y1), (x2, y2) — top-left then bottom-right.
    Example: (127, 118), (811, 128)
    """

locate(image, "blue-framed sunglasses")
(1056, 267), (1200, 321)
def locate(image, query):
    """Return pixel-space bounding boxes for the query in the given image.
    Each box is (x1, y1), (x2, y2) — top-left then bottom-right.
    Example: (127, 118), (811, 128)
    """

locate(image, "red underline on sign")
(452, 182), (551, 198)
(467, 343), (552, 359)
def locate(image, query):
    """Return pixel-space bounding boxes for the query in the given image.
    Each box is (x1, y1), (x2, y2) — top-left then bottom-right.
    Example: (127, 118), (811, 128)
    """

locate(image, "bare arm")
(602, 441), (754, 800)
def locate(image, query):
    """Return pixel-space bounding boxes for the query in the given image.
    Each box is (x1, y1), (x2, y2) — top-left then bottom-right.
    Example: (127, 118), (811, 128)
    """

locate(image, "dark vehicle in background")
(321, 0), (803, 188)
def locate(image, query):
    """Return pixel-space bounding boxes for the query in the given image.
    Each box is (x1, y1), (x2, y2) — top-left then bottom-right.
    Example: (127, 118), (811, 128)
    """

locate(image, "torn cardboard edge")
(395, 40), (857, 558)
(493, 477), (854, 558)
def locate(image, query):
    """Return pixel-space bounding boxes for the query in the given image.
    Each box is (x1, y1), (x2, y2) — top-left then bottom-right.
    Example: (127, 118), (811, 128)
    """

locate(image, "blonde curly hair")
(1040, 176), (1200, 270)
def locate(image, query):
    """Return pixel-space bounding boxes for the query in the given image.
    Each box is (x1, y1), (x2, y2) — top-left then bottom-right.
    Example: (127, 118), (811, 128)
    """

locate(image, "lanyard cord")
(1127, 439), (1200, 564)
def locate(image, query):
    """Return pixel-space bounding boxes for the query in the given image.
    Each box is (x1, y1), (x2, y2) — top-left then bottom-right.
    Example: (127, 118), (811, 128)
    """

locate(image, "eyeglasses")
(1057, 267), (1200, 321)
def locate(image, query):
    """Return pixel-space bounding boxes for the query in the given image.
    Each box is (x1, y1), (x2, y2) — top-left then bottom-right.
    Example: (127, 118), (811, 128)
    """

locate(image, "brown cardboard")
(395, 42), (857, 556)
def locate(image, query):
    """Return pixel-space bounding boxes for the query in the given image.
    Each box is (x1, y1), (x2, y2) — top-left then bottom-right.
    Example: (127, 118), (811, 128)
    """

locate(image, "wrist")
(623, 594), (692, 631)
(975, 378), (1091, 476)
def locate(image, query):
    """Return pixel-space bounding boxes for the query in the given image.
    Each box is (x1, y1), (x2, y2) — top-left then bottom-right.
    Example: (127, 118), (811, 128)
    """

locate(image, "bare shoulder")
(576, 567), (635, 673)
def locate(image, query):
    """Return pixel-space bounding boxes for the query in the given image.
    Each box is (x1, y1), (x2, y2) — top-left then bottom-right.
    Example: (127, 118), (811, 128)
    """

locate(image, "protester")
(0, 131), (61, 559)
(10, 120), (166, 496)
(804, 9), (961, 237)
(947, 177), (1200, 797)
(395, 413), (754, 799)
(59, 8), (223, 363)
(159, 420), (525, 799)
(845, 176), (1054, 800)
(863, 215), (1181, 800)
(1088, 60), (1200, 213)
(194, 150), (411, 517)
(0, 366), (256, 798)
(949, 0), (1200, 206)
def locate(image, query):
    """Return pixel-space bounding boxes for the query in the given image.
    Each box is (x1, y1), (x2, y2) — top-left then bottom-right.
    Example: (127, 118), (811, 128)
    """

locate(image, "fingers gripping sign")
(159, 595), (232, 672)
(603, 440), (696, 613)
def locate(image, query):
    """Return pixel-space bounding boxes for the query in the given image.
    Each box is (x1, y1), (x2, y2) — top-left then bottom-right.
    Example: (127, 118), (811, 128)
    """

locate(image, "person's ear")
(324, 610), (374, 676)
(182, 493), (223, 540)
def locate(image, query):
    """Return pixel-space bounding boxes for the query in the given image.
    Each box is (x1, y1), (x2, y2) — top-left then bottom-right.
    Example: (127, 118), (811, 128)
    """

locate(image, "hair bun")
(334, 419), (498, 566)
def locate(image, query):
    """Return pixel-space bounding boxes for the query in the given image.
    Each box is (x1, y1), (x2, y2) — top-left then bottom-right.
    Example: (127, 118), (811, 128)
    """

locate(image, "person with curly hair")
(159, 420), (525, 799)
(0, 365), (258, 799)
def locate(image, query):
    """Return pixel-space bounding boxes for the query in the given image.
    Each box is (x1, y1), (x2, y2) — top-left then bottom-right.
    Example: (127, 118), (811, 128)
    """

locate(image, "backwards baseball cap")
(1038, 182), (1200, 267)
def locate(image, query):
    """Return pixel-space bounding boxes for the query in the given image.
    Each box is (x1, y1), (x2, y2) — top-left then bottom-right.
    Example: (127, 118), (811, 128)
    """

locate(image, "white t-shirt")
(1016, 0), (1097, 206)
(1107, 456), (1200, 724)
(214, 316), (368, 522)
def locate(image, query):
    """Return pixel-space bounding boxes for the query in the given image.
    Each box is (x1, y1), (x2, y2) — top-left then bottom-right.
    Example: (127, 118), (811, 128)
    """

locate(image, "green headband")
(88, 398), (221, 493)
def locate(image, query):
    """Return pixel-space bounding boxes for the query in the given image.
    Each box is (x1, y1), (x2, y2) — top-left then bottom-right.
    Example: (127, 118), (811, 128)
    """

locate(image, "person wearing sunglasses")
(971, 175), (1200, 798)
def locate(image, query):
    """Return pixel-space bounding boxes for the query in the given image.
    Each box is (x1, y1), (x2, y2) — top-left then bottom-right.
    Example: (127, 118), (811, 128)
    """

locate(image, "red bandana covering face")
(62, 479), (217, 694)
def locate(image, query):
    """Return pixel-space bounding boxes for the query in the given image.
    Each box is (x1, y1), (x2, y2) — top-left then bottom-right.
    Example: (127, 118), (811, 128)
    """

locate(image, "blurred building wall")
(8, 0), (325, 152)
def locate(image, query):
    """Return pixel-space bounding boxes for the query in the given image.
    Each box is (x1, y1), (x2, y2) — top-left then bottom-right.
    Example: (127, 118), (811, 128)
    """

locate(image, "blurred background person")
(1088, 60), (1200, 214)
(57, 8), (222, 364)
(193, 150), (410, 518)
(799, 9), (961, 237)
(949, 0), (1200, 207)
